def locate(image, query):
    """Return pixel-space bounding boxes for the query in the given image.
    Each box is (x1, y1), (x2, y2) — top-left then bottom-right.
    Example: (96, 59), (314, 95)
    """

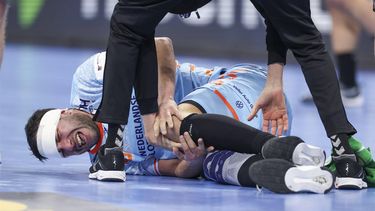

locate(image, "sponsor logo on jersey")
(130, 96), (155, 157)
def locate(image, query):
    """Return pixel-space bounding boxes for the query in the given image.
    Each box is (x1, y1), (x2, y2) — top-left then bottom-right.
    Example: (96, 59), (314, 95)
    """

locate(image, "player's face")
(56, 109), (99, 157)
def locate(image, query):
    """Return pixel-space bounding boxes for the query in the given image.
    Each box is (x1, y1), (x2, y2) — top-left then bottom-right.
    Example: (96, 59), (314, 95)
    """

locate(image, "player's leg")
(335, 0), (375, 34)
(180, 113), (326, 165)
(328, 1), (363, 107)
(203, 151), (334, 194)
(249, 159), (334, 194)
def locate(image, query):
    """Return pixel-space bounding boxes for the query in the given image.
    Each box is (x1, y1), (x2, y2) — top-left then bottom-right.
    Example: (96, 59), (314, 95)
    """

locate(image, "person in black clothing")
(246, 0), (366, 189)
(92, 0), (211, 179)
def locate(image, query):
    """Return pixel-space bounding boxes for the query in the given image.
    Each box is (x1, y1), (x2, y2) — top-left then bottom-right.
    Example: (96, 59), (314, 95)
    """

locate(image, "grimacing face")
(55, 109), (99, 157)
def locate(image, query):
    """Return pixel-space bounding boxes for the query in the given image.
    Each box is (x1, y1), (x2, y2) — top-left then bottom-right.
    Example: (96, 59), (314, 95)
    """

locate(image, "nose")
(57, 138), (74, 152)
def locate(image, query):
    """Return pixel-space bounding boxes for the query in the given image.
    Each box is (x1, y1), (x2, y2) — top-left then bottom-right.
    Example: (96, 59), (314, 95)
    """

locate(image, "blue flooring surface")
(0, 44), (375, 210)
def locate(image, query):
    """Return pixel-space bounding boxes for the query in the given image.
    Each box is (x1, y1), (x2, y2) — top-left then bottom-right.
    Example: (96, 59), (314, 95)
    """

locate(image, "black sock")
(180, 113), (274, 154)
(330, 133), (355, 157)
(104, 123), (124, 149)
(237, 154), (263, 187)
(337, 53), (357, 88)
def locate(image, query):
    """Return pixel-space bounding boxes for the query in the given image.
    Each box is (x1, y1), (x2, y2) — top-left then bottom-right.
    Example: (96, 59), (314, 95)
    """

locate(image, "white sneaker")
(262, 136), (326, 167)
(249, 159), (334, 194)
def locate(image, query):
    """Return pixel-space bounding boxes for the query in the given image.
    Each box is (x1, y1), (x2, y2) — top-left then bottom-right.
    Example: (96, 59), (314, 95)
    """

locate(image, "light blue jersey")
(175, 63), (292, 130)
(70, 52), (292, 176)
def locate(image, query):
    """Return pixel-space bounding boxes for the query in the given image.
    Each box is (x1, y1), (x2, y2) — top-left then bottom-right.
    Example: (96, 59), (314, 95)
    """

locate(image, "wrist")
(266, 63), (284, 87)
(158, 96), (174, 105)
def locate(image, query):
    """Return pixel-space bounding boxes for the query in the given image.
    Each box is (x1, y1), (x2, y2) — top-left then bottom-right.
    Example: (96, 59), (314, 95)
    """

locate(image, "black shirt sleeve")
(265, 19), (288, 65)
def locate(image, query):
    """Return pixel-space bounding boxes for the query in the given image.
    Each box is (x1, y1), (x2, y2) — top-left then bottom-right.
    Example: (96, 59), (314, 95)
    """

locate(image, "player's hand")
(172, 132), (214, 162)
(248, 86), (288, 136)
(143, 113), (181, 151)
(153, 98), (183, 136)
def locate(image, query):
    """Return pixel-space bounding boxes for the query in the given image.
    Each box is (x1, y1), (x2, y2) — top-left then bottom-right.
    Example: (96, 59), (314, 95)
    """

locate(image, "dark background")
(6, 0), (375, 67)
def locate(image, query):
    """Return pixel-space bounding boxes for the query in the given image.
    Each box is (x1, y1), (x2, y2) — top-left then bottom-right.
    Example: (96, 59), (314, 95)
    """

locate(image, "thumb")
(173, 110), (184, 121)
(248, 103), (260, 121)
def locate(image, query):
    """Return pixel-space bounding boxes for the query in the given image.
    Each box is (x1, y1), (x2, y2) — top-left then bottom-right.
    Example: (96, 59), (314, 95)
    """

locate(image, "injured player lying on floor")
(25, 38), (375, 193)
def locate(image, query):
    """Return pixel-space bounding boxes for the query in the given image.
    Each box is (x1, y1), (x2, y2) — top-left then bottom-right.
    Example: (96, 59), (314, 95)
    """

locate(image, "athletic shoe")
(89, 147), (126, 182)
(249, 159), (334, 194)
(262, 136), (326, 166)
(333, 156), (367, 189)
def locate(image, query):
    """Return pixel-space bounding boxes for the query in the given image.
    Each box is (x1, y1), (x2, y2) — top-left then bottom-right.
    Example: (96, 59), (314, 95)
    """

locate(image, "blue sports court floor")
(0, 44), (374, 210)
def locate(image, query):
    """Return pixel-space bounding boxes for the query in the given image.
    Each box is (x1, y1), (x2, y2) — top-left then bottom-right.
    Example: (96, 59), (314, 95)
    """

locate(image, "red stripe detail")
(154, 159), (160, 175)
(89, 122), (104, 154)
(213, 90), (239, 120)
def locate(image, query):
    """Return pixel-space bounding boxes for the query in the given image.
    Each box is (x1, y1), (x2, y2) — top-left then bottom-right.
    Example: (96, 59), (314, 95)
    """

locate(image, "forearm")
(266, 63), (284, 89)
(174, 158), (204, 178)
(158, 158), (203, 178)
(155, 37), (177, 103)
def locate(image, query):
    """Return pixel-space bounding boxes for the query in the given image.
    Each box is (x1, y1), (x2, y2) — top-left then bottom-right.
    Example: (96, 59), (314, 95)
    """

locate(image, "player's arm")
(155, 37), (177, 106)
(144, 37), (183, 150)
(248, 18), (289, 136)
(158, 157), (204, 178)
(155, 37), (183, 134)
(158, 132), (211, 178)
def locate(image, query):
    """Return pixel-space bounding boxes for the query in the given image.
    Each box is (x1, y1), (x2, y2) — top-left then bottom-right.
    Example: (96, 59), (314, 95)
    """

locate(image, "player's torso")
(181, 64), (268, 129)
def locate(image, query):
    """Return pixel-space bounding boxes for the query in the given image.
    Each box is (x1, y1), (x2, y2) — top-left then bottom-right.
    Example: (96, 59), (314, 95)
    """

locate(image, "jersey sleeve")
(70, 52), (106, 113)
(125, 157), (161, 176)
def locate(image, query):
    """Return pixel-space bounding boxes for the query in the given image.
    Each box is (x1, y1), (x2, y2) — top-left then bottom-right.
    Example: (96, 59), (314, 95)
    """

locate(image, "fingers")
(277, 117), (283, 137)
(159, 118), (168, 136)
(197, 139), (205, 150)
(161, 135), (181, 150)
(173, 146), (184, 160)
(206, 146), (215, 152)
(172, 108), (184, 121)
(166, 112), (174, 129)
(271, 120), (277, 135)
(283, 114), (289, 133)
(153, 117), (160, 137)
(248, 104), (260, 121)
(183, 132), (198, 149)
(262, 119), (269, 133)
(180, 133), (192, 155)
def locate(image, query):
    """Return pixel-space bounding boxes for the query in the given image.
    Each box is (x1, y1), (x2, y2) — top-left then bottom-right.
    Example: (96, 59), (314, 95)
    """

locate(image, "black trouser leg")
(94, 0), (182, 124)
(251, 0), (356, 137)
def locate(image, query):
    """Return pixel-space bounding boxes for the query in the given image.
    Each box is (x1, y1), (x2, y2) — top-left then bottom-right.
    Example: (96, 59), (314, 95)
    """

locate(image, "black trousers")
(94, 0), (210, 124)
(250, 0), (356, 137)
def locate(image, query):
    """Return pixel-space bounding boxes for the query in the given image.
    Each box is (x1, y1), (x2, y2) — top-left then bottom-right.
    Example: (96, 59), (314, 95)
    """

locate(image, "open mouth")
(76, 132), (86, 148)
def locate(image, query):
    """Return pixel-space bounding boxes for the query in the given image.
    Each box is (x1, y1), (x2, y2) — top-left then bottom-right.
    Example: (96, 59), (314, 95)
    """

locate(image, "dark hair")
(25, 108), (55, 162)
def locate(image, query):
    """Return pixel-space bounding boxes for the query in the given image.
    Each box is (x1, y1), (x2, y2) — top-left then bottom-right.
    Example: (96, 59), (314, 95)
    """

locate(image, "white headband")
(36, 109), (63, 158)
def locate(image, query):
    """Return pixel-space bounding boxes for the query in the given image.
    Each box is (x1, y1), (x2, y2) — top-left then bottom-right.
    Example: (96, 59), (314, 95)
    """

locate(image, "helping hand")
(248, 86), (288, 136)
(172, 132), (214, 162)
(153, 98), (183, 136)
(143, 112), (181, 150)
